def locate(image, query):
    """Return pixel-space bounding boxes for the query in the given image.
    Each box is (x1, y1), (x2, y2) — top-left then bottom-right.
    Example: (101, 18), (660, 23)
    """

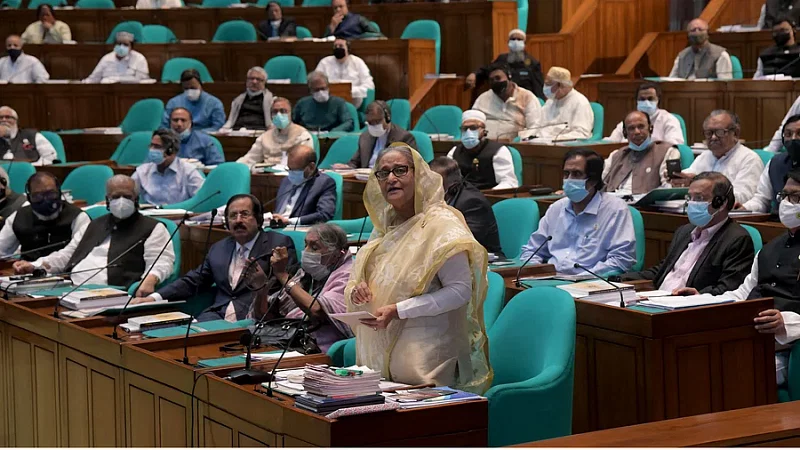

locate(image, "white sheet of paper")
(637, 290), (673, 298)
(330, 311), (376, 328)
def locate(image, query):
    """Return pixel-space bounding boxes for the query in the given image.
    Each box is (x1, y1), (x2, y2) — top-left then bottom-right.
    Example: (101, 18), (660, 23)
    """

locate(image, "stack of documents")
(0, 275), (70, 295)
(121, 312), (191, 332)
(59, 287), (129, 310)
(557, 280), (638, 305)
(383, 387), (483, 409)
(295, 365), (384, 414)
(638, 295), (734, 310)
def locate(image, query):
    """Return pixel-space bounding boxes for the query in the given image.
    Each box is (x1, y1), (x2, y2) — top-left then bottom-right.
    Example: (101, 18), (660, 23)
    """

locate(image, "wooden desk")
(0, 1), (517, 77)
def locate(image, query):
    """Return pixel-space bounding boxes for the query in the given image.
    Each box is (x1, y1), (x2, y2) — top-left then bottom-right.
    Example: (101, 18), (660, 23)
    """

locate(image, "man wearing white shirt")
(673, 110), (763, 204)
(668, 18), (733, 80)
(472, 61), (541, 140)
(526, 66), (594, 141)
(606, 82), (685, 145)
(446, 110), (519, 190)
(136, 0), (181, 8)
(0, 35), (49, 84)
(0, 106), (57, 165)
(83, 32), (149, 84)
(765, 93), (800, 153)
(742, 114), (800, 213)
(314, 38), (374, 108)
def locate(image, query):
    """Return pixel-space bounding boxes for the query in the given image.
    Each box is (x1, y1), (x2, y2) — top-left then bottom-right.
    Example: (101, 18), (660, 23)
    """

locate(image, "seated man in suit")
(621, 172), (754, 294)
(25, 175), (174, 295)
(169, 108), (224, 166)
(602, 110), (681, 195)
(519, 148), (636, 275)
(446, 110), (519, 190)
(258, 1), (297, 39)
(132, 128), (205, 206)
(135, 194), (297, 321)
(272, 145), (336, 226)
(429, 157), (504, 256)
(333, 100), (416, 169)
(0, 166), (26, 229)
(4, 172), (90, 272)
(293, 71), (354, 132)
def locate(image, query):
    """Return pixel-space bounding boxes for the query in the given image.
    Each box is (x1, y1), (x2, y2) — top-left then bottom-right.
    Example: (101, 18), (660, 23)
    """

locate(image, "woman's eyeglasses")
(374, 165), (412, 181)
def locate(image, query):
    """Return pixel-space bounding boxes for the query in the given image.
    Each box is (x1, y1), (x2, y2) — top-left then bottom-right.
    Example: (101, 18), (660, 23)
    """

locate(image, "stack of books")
(294, 365), (384, 414)
(120, 312), (192, 333)
(58, 287), (130, 311)
(556, 280), (638, 306)
(383, 387), (483, 409)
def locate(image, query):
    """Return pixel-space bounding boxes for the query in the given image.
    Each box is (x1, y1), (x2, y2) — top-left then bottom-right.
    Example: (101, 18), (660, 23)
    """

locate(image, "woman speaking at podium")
(346, 144), (493, 394)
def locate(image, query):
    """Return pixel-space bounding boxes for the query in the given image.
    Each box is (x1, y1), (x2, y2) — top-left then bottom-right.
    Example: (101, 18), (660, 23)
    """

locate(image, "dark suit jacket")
(348, 124), (416, 168)
(276, 171), (337, 225)
(621, 219), (754, 295)
(449, 182), (504, 256)
(156, 230), (297, 321)
(257, 17), (297, 39)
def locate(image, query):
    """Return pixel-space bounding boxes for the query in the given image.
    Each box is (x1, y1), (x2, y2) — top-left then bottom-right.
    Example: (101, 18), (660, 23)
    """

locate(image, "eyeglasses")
(374, 165), (412, 181)
(227, 210), (253, 220)
(783, 130), (800, 140)
(778, 191), (800, 204)
(702, 128), (735, 139)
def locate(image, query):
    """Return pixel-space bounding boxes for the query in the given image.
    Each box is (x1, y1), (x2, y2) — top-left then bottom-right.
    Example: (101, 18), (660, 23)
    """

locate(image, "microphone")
(51, 237), (146, 319)
(4, 263), (124, 300)
(572, 262), (626, 308)
(4, 239), (69, 262)
(355, 215), (369, 247)
(520, 122), (569, 141)
(514, 235), (552, 287)
(551, 122), (570, 145)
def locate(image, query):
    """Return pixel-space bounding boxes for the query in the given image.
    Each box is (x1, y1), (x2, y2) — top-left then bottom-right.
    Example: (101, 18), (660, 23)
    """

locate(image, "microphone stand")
(514, 235), (552, 287)
(573, 263), (626, 308)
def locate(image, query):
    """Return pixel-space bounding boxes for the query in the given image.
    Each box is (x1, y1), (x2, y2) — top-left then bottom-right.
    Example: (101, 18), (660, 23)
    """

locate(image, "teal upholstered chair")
(676, 144), (695, 170)
(83, 205), (108, 220)
(0, 162), (35, 193)
(730, 55), (743, 79)
(589, 102), (604, 141)
(161, 58), (213, 83)
(75, 0), (115, 8)
(301, 0), (328, 5)
(142, 24), (179, 43)
(409, 131), (434, 162)
(754, 148), (774, 165)
(318, 135), (359, 169)
(387, 98), (411, 130)
(484, 271), (505, 332)
(485, 287), (576, 446)
(206, 134), (223, 157)
(326, 337), (356, 367)
(39, 131), (66, 163)
(491, 198), (539, 259)
(780, 342), (800, 402)
(264, 56), (307, 83)
(628, 206), (645, 272)
(62, 165), (115, 204)
(310, 133), (320, 162)
(212, 20), (257, 42)
(401, 20), (441, 74)
(257, 0), (293, 5)
(516, 0), (528, 32)
(163, 162), (250, 212)
(506, 146), (524, 185)
(413, 105), (463, 139)
(276, 229), (305, 260)
(329, 217), (373, 235)
(356, 89), (376, 130)
(0, 0), (21, 7)
(741, 224), (763, 252)
(110, 131), (151, 165)
(120, 98), (164, 133)
(345, 102), (360, 132)
(671, 113), (688, 145)
(295, 26), (312, 38)
(327, 171), (344, 220)
(106, 21), (145, 44)
(28, 0), (65, 8)
(201, 0), (239, 6)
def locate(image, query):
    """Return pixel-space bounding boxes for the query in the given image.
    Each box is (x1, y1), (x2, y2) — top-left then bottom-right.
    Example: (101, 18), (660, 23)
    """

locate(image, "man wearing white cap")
(527, 66), (594, 141)
(466, 29), (544, 99)
(83, 31), (150, 83)
(472, 61), (541, 140)
(446, 110), (519, 190)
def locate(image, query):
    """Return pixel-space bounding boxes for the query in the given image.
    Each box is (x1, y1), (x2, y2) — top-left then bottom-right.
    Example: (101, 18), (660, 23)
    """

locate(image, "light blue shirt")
(368, 131), (389, 168)
(179, 130), (224, 166)
(131, 157), (205, 206)
(162, 91), (226, 131)
(520, 192), (636, 275)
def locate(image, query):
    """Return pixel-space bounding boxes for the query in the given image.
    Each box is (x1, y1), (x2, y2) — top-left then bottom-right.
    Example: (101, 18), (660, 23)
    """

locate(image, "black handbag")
(248, 317), (321, 354)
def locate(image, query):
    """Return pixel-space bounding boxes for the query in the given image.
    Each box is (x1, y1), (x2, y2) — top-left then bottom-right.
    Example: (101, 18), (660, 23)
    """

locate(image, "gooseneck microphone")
(572, 263), (626, 308)
(514, 235), (552, 287)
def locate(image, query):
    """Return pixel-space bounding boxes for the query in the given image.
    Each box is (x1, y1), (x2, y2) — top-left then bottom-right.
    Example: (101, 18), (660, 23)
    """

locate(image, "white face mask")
(185, 89), (201, 101)
(312, 89), (330, 103)
(367, 123), (385, 138)
(109, 197), (136, 220)
(779, 198), (800, 229)
(508, 39), (525, 52)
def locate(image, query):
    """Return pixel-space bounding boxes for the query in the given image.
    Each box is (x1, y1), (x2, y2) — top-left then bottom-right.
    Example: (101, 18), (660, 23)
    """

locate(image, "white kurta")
(742, 160), (775, 213)
(668, 50), (734, 80)
(136, 0), (182, 8)
(685, 143), (764, 204)
(0, 210), (90, 262)
(83, 50), (150, 83)
(529, 89), (594, 141)
(766, 95), (800, 152)
(607, 109), (686, 145)
(315, 55), (375, 108)
(446, 145), (519, 189)
(0, 54), (50, 83)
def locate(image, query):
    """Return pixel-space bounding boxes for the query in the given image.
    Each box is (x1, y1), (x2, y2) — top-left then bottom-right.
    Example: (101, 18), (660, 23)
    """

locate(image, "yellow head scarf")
(345, 145), (492, 394)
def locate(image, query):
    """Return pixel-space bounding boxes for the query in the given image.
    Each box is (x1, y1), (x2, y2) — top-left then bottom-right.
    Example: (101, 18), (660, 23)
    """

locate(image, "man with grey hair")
(673, 110), (764, 204)
(222, 67), (274, 131)
(0, 166), (26, 228)
(465, 28), (544, 99)
(0, 34), (50, 83)
(292, 70), (353, 132)
(132, 128), (205, 206)
(0, 105), (57, 165)
(669, 18), (733, 80)
(83, 31), (150, 83)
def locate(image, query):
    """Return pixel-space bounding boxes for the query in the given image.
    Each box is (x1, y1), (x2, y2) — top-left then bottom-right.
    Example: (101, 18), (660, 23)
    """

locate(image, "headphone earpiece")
(711, 185), (733, 209)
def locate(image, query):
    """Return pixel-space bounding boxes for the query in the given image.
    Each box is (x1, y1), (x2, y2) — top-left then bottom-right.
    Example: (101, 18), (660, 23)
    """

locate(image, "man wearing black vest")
(741, 114), (800, 213)
(0, 166), (26, 229)
(446, 110), (519, 190)
(0, 106), (57, 165)
(3, 172), (89, 273)
(18, 175), (175, 296)
(755, 17), (800, 78)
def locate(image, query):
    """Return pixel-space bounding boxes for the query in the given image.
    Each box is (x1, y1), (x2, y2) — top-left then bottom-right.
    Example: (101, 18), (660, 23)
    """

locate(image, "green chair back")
(484, 271), (505, 332)
(783, 341), (800, 402)
(83, 205), (107, 220)
(120, 98), (164, 134)
(401, 20), (441, 74)
(326, 171), (344, 220)
(741, 224), (763, 252)
(326, 337), (356, 366)
(409, 131), (434, 162)
(295, 26), (312, 38)
(676, 144), (694, 170)
(161, 57), (213, 83)
(206, 134), (223, 157)
(506, 145), (523, 185)
(263, 55), (307, 83)
(212, 20), (257, 42)
(201, 0), (239, 6)
(671, 112), (688, 144)
(412, 105), (463, 139)
(62, 165), (114, 204)
(163, 162), (250, 212)
(39, 131), (66, 163)
(386, 98), (411, 130)
(75, 0), (115, 7)
(142, 24), (178, 43)
(155, 217), (181, 284)
(754, 148), (774, 165)
(356, 88), (376, 130)
(257, 0), (293, 5)
(300, 0), (328, 6)
(589, 102), (604, 141)
(276, 229), (305, 260)
(318, 135), (359, 169)
(345, 102), (359, 132)
(730, 55), (743, 79)
(491, 198), (540, 259)
(485, 286), (575, 445)
(0, 162), (35, 193)
(105, 21), (144, 44)
(0, 0), (21, 8)
(628, 206), (645, 272)
(28, 0), (65, 8)
(310, 133), (320, 162)
(516, 0), (528, 32)
(329, 216), (373, 235)
(368, 21), (380, 33)
(110, 131), (152, 165)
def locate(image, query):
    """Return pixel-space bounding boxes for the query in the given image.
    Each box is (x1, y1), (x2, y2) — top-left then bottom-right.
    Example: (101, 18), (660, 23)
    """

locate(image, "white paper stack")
(557, 280), (638, 305)
(59, 287), (129, 310)
(302, 364), (381, 397)
(638, 295), (735, 310)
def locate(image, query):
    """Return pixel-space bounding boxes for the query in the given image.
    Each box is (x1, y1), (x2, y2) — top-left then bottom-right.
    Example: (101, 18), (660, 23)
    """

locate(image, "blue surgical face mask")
(629, 135), (652, 152)
(687, 200), (715, 227)
(147, 149), (165, 165)
(179, 129), (191, 140)
(287, 169), (306, 186)
(114, 44), (129, 57)
(272, 113), (290, 130)
(563, 178), (589, 203)
(461, 129), (481, 149)
(543, 84), (556, 100)
(637, 100), (657, 116)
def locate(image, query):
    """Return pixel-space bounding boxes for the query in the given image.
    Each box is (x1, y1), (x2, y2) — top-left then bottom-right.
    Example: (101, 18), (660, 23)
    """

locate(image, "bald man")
(669, 18), (733, 80)
(0, 34), (49, 83)
(602, 111), (682, 195)
(272, 145), (336, 226)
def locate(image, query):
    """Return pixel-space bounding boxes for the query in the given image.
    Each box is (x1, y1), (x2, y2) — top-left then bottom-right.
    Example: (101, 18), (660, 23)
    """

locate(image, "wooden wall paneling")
(561, 0), (588, 27)
(529, 0), (562, 33)
(197, 402), (278, 447)
(408, 77), (472, 128)
(726, 80), (794, 146)
(702, 0), (764, 30)
(713, 31), (774, 76)
(123, 370), (193, 447)
(4, 324), (60, 447)
(58, 345), (124, 447)
(0, 322), (8, 447)
(490, 1), (519, 60)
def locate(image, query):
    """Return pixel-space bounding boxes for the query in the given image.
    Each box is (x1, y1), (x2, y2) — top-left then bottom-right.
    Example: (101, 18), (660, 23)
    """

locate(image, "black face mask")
(774, 31), (792, 47)
(491, 80), (508, 96)
(7, 48), (21, 62)
(31, 198), (62, 218)
(333, 47), (346, 60)
(787, 139), (800, 165)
